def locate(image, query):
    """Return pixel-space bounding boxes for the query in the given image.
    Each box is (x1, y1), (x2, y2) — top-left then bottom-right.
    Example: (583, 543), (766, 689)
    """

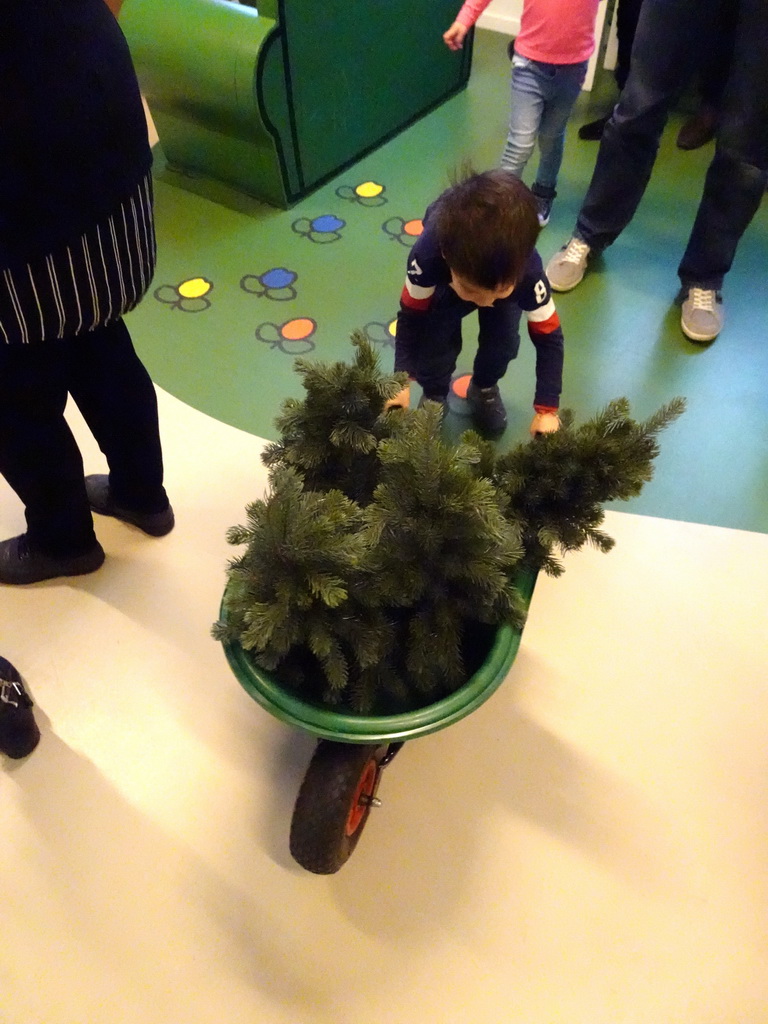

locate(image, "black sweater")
(0, 0), (151, 267)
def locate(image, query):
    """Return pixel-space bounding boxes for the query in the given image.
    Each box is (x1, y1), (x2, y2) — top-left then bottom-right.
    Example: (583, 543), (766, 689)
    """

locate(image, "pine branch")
(494, 396), (685, 573)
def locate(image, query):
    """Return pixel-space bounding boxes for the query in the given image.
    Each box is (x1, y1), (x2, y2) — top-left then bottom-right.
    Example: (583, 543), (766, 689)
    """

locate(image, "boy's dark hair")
(434, 169), (540, 290)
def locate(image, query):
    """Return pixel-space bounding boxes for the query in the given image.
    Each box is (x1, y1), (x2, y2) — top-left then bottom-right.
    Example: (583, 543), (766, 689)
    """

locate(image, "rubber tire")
(289, 741), (381, 874)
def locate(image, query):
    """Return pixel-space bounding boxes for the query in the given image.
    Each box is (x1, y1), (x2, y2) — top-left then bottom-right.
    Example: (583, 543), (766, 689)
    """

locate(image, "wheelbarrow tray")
(221, 567), (537, 744)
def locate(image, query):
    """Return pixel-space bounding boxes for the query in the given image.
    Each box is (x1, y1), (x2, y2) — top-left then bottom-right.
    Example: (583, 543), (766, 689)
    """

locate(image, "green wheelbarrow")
(221, 568), (537, 874)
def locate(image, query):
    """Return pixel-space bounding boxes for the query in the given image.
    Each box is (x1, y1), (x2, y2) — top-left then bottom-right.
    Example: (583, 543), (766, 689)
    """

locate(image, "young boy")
(391, 170), (564, 437)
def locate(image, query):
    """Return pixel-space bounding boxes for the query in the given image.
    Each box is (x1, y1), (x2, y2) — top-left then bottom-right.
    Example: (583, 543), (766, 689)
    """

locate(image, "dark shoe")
(0, 534), (105, 585)
(466, 381), (507, 436)
(532, 184), (556, 227)
(417, 393), (448, 415)
(86, 475), (175, 537)
(578, 113), (611, 141)
(676, 106), (717, 150)
(0, 657), (41, 758)
(535, 194), (554, 227)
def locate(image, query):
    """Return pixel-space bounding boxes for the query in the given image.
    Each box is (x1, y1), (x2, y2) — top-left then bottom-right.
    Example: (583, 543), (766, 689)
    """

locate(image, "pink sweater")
(455, 0), (601, 65)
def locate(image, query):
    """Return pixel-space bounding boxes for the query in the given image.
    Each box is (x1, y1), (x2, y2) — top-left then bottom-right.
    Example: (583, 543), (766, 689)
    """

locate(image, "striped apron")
(0, 171), (156, 346)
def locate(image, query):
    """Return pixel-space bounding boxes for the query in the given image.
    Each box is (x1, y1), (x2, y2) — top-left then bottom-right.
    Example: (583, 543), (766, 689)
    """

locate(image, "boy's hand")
(530, 411), (561, 437)
(443, 21), (469, 50)
(384, 384), (412, 411)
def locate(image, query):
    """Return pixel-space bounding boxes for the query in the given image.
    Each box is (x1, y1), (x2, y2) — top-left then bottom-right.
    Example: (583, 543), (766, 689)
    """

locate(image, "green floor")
(127, 29), (768, 534)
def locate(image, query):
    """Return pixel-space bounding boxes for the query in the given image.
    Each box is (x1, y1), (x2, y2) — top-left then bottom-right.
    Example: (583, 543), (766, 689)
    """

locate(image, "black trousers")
(615, 0), (645, 91)
(0, 319), (167, 556)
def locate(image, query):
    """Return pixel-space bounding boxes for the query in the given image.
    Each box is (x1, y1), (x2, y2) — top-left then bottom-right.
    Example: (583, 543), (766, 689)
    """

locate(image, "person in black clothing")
(0, 656), (40, 759)
(579, 0), (645, 140)
(676, 0), (739, 150)
(0, 0), (174, 586)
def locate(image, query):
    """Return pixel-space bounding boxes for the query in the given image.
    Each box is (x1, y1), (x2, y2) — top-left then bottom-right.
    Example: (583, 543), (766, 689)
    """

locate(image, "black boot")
(0, 657), (41, 759)
(578, 113), (611, 141)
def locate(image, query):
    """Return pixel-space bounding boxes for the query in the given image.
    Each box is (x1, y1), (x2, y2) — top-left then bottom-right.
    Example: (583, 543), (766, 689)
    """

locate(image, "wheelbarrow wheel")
(289, 740), (382, 874)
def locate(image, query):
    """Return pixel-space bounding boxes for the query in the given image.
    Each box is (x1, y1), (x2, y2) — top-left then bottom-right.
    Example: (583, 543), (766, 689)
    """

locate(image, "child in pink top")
(444, 0), (602, 225)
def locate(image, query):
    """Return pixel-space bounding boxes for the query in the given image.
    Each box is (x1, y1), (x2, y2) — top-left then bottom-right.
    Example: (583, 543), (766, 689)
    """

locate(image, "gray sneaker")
(545, 237), (591, 292)
(680, 287), (723, 342)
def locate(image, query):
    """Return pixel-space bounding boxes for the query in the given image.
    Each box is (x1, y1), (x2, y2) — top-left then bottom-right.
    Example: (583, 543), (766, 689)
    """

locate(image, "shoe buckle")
(1, 681), (23, 708)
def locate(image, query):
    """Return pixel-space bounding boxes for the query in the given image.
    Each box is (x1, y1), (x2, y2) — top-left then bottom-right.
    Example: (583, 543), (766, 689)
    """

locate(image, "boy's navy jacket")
(0, 0), (151, 268)
(395, 199), (564, 408)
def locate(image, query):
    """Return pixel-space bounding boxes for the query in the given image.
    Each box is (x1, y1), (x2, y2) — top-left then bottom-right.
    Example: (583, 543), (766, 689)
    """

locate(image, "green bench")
(120, 0), (473, 208)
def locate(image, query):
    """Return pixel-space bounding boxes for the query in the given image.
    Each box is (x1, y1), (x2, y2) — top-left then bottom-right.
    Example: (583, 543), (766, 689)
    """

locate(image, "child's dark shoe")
(466, 381), (507, 436)
(86, 475), (175, 537)
(417, 393), (448, 415)
(0, 657), (40, 759)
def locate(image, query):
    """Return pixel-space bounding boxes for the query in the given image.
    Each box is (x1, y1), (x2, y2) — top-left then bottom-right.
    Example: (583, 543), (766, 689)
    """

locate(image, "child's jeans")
(404, 288), (523, 399)
(501, 52), (588, 195)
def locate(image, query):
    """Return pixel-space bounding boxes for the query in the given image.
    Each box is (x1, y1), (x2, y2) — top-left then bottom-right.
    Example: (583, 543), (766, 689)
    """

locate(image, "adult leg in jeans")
(68, 318), (169, 514)
(614, 0), (645, 92)
(676, 0), (738, 149)
(579, 0), (644, 139)
(678, 0), (768, 291)
(576, 0), (721, 252)
(501, 57), (546, 179)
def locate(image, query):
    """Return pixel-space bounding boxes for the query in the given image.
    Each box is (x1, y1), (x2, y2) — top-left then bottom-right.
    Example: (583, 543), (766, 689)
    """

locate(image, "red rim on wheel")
(345, 760), (377, 836)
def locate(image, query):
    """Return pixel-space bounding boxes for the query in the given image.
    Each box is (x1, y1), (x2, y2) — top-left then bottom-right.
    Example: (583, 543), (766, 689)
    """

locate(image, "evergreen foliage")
(261, 330), (409, 505)
(364, 403), (527, 695)
(215, 336), (684, 712)
(492, 398), (686, 576)
(211, 467), (399, 708)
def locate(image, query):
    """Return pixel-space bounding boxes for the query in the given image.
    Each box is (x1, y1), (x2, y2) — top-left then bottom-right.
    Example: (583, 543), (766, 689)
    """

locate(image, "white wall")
(476, 0), (522, 36)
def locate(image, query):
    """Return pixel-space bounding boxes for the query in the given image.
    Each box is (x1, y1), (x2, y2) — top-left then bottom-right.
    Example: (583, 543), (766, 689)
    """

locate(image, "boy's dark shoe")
(0, 534), (105, 585)
(417, 393), (448, 415)
(86, 475), (175, 537)
(466, 381), (507, 436)
(578, 113), (610, 141)
(0, 657), (41, 759)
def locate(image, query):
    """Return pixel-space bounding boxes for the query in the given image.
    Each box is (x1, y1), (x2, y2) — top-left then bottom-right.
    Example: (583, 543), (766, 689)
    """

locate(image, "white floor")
(2, 389), (767, 1024)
